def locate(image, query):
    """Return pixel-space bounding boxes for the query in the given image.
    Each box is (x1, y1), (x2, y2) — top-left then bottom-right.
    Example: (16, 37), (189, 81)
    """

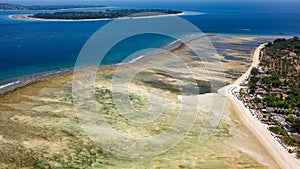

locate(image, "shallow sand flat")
(0, 82), (269, 168)
(0, 34), (280, 168)
(225, 100), (280, 169)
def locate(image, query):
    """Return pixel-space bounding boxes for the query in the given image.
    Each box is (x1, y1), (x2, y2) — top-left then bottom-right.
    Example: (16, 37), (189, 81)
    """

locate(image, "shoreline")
(0, 33), (194, 96)
(0, 69), (73, 96)
(0, 34), (280, 100)
(221, 44), (300, 168)
(9, 12), (185, 22)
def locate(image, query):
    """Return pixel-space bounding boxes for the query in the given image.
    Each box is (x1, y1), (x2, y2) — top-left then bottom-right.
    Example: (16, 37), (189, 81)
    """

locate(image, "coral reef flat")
(0, 35), (280, 168)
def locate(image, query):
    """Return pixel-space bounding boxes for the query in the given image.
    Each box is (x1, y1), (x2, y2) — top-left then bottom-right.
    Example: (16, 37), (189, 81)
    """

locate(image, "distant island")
(9, 9), (184, 21)
(0, 3), (106, 10)
(27, 9), (183, 20)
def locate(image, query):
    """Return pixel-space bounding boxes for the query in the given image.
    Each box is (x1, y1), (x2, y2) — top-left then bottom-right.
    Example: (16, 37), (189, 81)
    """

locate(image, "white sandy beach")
(220, 44), (300, 169)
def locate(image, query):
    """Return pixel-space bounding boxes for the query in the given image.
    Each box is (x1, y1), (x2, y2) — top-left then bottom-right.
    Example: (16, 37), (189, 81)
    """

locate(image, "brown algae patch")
(218, 36), (261, 45)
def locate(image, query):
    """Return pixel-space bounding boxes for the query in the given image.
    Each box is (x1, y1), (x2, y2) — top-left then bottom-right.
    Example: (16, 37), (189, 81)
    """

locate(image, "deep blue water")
(0, 1), (299, 86)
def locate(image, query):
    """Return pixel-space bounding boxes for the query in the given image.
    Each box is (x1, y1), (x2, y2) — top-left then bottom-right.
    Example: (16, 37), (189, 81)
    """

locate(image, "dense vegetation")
(0, 3), (106, 10)
(247, 37), (300, 154)
(30, 9), (183, 20)
(259, 37), (300, 109)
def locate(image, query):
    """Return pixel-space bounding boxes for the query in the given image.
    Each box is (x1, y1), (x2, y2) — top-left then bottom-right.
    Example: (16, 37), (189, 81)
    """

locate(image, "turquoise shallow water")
(0, 1), (299, 87)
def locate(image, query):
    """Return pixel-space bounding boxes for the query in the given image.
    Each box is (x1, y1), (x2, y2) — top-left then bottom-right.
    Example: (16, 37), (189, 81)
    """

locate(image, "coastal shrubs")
(250, 67), (259, 76)
(269, 126), (286, 135)
(291, 119), (300, 134)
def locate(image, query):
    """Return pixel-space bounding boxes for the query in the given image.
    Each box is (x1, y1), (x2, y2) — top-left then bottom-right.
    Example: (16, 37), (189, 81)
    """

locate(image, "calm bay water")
(0, 1), (299, 86)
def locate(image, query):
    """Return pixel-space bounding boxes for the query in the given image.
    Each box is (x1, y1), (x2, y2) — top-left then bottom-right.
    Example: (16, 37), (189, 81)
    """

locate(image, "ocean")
(0, 0), (299, 87)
